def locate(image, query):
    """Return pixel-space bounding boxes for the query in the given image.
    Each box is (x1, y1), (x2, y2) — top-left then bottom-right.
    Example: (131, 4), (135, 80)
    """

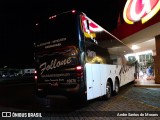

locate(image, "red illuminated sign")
(123, 0), (160, 24)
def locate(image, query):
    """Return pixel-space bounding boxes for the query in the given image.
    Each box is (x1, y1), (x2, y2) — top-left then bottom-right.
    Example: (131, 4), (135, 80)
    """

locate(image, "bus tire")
(102, 81), (112, 100)
(113, 79), (119, 95)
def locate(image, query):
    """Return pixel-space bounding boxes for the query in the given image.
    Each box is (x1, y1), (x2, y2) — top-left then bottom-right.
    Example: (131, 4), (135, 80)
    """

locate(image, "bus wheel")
(113, 79), (119, 95)
(102, 81), (112, 100)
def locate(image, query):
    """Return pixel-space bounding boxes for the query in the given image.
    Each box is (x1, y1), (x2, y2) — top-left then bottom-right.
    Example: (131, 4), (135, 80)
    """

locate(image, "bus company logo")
(40, 57), (72, 75)
(123, 0), (160, 24)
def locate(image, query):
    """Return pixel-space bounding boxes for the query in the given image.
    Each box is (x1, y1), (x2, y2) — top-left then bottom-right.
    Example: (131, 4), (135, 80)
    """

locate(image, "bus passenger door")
(86, 63), (94, 100)
(86, 64), (103, 100)
(91, 64), (102, 99)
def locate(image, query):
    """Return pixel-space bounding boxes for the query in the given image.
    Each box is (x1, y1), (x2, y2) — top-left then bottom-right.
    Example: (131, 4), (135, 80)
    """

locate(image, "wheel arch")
(115, 76), (120, 87)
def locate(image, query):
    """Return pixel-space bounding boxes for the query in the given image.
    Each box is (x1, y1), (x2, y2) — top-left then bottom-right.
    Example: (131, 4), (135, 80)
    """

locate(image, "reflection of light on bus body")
(84, 32), (96, 38)
(91, 56), (104, 64)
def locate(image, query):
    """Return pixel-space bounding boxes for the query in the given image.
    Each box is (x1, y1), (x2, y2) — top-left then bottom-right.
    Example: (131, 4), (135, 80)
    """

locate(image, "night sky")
(0, 0), (123, 68)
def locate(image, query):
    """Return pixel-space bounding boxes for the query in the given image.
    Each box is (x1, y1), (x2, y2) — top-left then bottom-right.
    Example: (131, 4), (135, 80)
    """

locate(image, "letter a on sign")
(123, 0), (160, 24)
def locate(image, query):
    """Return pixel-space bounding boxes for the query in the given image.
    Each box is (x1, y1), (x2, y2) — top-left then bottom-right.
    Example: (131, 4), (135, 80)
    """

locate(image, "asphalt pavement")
(0, 80), (159, 120)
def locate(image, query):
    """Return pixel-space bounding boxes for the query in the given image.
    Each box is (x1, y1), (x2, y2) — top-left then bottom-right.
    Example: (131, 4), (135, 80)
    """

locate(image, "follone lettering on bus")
(40, 57), (72, 74)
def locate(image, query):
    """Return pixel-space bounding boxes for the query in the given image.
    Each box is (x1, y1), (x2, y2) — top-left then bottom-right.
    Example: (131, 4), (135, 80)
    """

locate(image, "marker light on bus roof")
(72, 10), (76, 13)
(49, 15), (56, 20)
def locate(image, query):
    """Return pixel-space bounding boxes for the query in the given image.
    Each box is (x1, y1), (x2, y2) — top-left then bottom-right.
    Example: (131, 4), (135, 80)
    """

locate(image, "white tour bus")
(34, 10), (135, 103)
